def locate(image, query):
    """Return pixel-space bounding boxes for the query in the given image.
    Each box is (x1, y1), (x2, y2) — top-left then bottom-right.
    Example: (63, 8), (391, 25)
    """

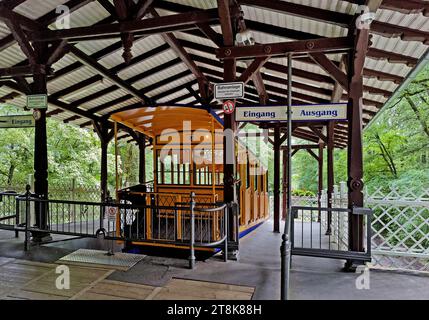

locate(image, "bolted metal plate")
(58, 249), (145, 270)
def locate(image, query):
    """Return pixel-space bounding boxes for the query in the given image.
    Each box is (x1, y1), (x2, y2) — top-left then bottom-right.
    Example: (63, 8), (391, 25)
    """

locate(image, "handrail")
(11, 188), (231, 269)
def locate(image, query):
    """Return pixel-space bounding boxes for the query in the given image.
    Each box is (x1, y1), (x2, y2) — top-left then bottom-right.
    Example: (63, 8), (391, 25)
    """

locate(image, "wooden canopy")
(0, 0), (427, 147)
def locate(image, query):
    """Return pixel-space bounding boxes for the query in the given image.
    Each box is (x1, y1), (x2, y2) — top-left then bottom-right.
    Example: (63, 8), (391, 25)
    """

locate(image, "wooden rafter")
(216, 37), (353, 59)
(148, 8), (208, 90)
(239, 0), (429, 44)
(309, 52), (349, 92)
(30, 9), (220, 42)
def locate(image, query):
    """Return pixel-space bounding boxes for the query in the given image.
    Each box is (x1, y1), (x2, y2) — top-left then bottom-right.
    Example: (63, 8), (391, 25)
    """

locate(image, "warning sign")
(223, 100), (235, 115)
(106, 206), (118, 222)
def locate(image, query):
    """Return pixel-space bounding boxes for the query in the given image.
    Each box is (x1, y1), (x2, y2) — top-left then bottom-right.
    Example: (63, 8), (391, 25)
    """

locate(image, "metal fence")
(0, 180), (101, 202)
(291, 206), (372, 262)
(1, 188), (228, 269)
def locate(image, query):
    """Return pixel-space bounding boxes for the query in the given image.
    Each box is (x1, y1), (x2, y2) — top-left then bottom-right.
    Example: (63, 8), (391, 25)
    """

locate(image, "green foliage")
(291, 189), (315, 197)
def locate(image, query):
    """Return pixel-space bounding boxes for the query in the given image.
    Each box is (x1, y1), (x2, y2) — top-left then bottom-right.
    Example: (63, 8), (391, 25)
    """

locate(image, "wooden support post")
(273, 126), (281, 233)
(93, 121), (114, 202)
(347, 78), (365, 253)
(33, 73), (49, 239)
(346, 12), (374, 267)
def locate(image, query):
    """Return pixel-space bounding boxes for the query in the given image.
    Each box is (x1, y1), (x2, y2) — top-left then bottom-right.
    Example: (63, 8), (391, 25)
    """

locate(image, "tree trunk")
(7, 164), (15, 186)
(406, 96), (429, 139)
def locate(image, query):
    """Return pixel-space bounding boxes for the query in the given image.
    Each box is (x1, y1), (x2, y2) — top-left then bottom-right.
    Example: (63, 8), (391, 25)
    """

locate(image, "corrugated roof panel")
(157, 88), (190, 103)
(99, 35), (167, 69)
(176, 32), (217, 48)
(118, 49), (179, 81)
(98, 97), (142, 116)
(370, 34), (427, 60)
(146, 74), (196, 97)
(376, 9), (429, 32)
(14, 0), (68, 20)
(290, 0), (356, 14)
(48, 66), (99, 94)
(79, 88), (131, 110)
(242, 5), (347, 39)
(61, 79), (116, 104)
(178, 96), (197, 105)
(365, 58), (411, 79)
(0, 22), (10, 39)
(167, 0), (216, 10)
(364, 78), (398, 93)
(0, 43), (27, 68)
(75, 39), (120, 56)
(133, 63), (190, 90)
(48, 1), (110, 29)
(51, 53), (77, 71)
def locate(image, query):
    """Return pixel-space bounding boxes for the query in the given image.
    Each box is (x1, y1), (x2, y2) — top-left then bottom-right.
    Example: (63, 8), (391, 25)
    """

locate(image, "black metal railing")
(0, 191), (20, 237)
(5, 187), (229, 269)
(290, 206), (372, 261)
(280, 205), (373, 300)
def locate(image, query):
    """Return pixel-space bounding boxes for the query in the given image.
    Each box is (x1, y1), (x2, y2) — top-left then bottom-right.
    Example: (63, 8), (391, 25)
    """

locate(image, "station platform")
(1, 220), (429, 300)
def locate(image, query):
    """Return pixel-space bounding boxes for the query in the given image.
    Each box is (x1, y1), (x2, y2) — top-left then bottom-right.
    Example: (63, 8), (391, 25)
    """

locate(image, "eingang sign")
(0, 115), (35, 128)
(235, 103), (348, 122)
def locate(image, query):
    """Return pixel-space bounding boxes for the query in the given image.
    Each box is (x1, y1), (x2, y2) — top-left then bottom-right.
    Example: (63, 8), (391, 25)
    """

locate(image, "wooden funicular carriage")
(110, 105), (269, 253)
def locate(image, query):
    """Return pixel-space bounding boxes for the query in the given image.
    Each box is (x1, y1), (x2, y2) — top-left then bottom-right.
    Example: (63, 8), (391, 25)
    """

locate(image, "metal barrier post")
(14, 192), (19, 238)
(223, 206), (228, 262)
(24, 185), (31, 251)
(189, 192), (196, 269)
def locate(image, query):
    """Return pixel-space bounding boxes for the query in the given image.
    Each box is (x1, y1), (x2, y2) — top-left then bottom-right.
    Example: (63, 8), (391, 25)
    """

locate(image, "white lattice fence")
(367, 188), (429, 272)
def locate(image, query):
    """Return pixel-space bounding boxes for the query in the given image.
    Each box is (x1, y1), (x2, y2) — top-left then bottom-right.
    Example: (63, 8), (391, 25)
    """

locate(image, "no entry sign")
(223, 100), (235, 115)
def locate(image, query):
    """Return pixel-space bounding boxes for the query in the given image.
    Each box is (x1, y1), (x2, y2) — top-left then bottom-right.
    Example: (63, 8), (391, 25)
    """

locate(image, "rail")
(0, 191), (20, 237)
(8, 187), (229, 269)
(280, 205), (372, 300)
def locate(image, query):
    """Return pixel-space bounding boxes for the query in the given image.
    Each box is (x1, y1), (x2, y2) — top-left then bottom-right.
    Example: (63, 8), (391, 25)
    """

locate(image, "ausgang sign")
(214, 82), (245, 100)
(235, 103), (348, 122)
(0, 115), (35, 128)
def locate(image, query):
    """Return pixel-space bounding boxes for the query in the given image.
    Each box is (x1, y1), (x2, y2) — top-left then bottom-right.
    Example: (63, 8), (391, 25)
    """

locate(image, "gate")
(290, 206), (372, 262)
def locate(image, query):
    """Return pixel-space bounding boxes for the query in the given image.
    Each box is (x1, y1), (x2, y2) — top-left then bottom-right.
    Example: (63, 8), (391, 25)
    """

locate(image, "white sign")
(235, 103), (348, 122)
(27, 94), (48, 109)
(0, 115), (35, 128)
(106, 206), (118, 222)
(214, 82), (244, 100)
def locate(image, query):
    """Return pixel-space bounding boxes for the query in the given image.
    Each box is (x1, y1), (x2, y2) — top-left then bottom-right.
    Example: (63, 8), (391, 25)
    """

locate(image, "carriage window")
(246, 156), (250, 189)
(254, 165), (258, 191)
(156, 150), (191, 185)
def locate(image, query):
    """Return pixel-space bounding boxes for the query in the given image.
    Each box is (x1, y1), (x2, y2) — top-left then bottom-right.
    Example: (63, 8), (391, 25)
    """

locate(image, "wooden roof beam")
(0, 0), (97, 51)
(216, 37), (353, 59)
(148, 8), (209, 93)
(380, 0), (429, 16)
(309, 52), (349, 92)
(238, 0), (351, 27)
(346, 0), (428, 16)
(242, 20), (419, 66)
(239, 0), (429, 44)
(31, 9), (220, 42)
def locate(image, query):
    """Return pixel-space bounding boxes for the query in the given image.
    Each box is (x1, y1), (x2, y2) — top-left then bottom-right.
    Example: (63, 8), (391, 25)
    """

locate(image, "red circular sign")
(223, 100), (235, 115)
